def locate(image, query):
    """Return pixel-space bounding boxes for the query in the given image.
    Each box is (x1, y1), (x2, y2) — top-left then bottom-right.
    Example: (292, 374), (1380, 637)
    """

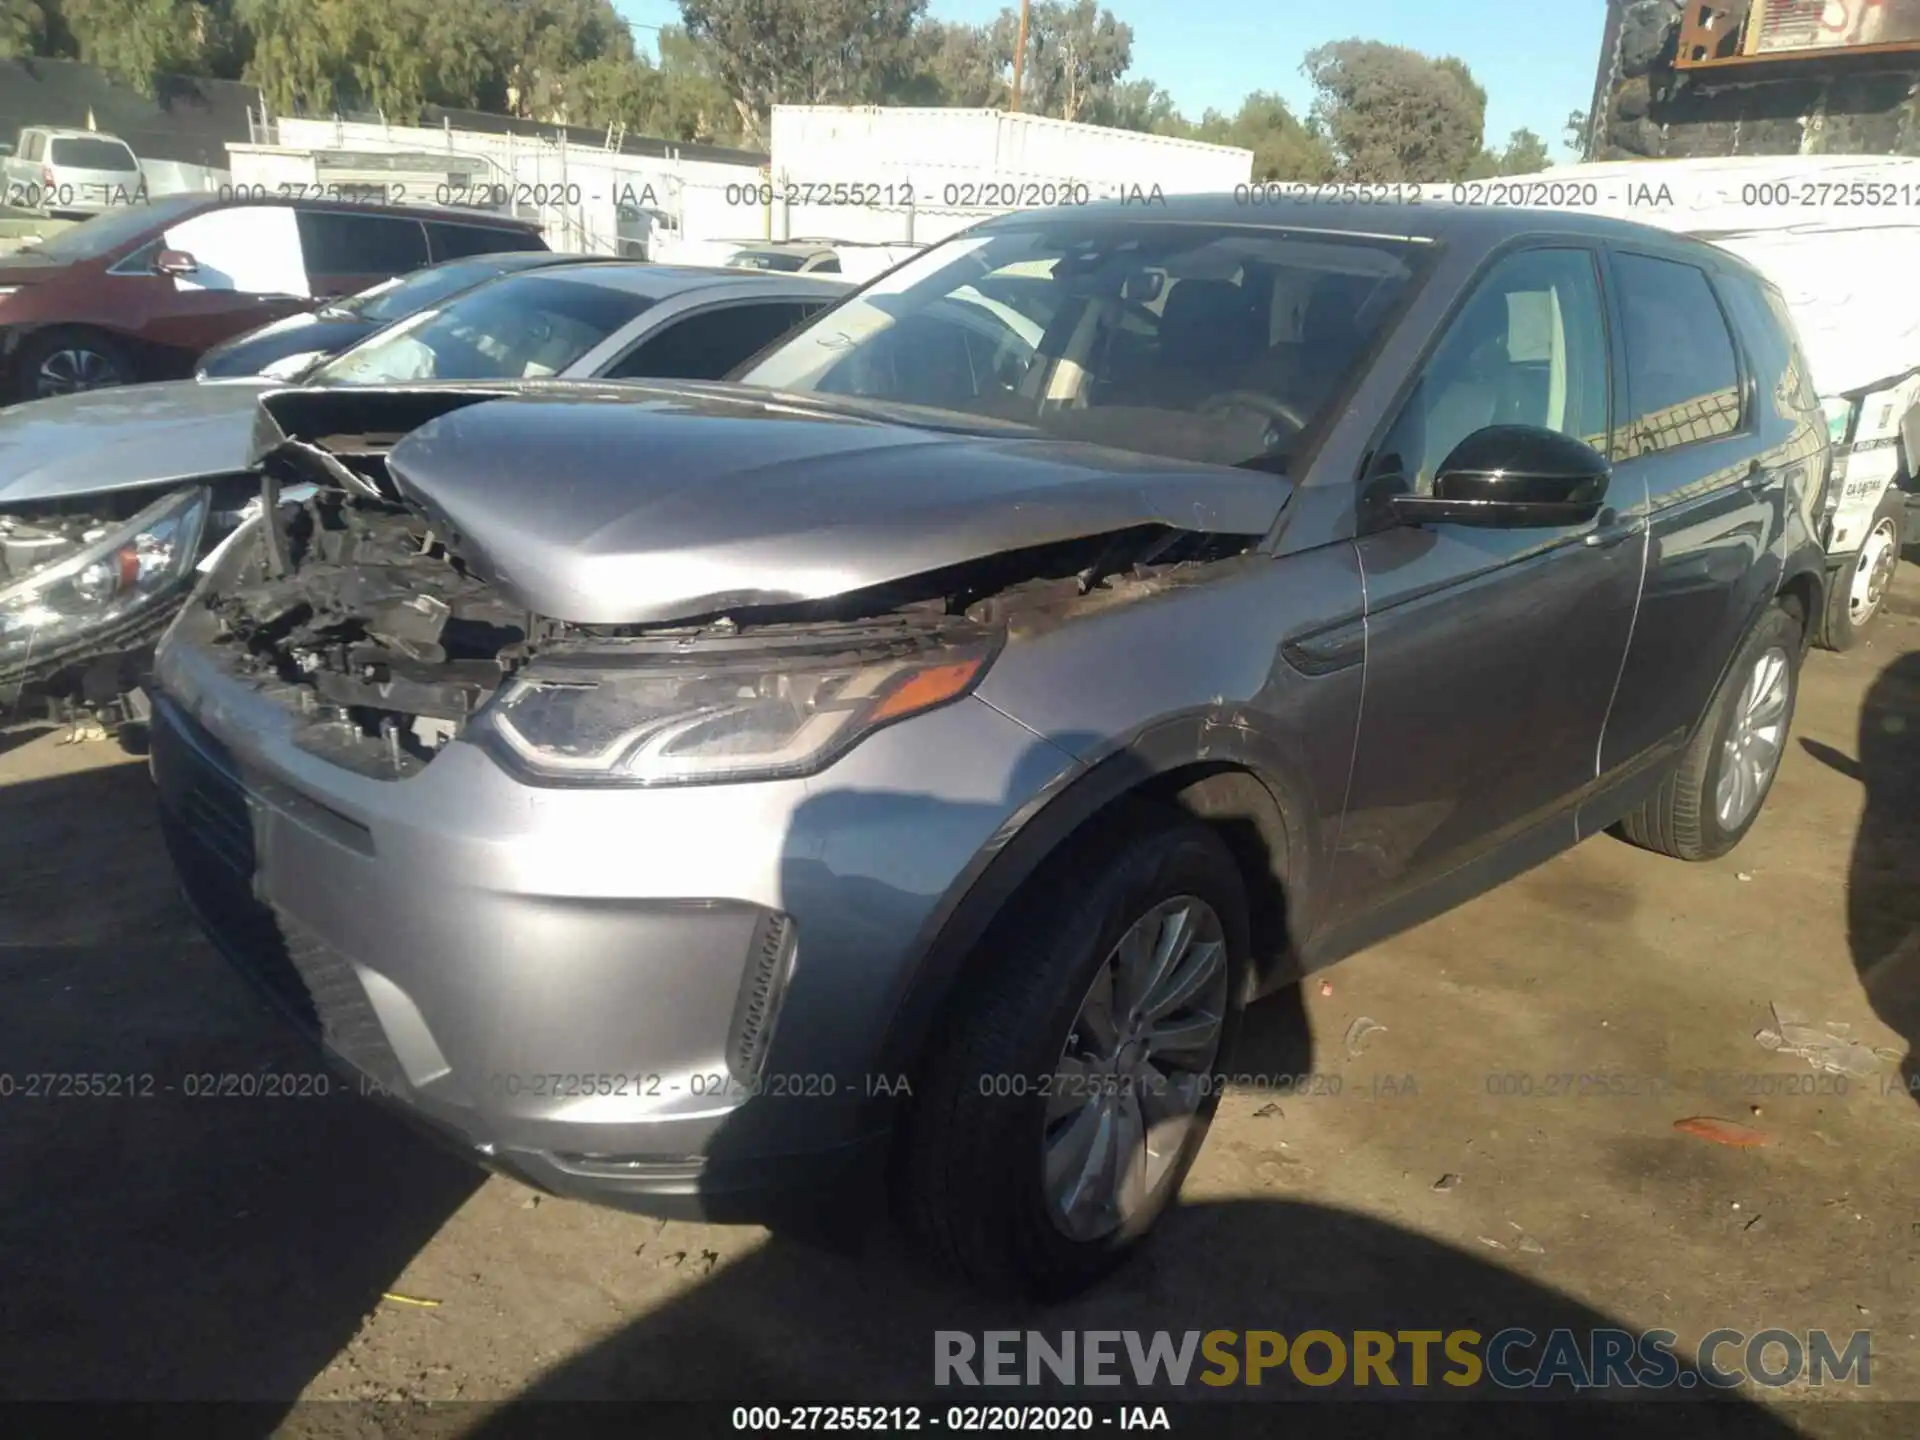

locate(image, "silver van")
(1, 127), (144, 218)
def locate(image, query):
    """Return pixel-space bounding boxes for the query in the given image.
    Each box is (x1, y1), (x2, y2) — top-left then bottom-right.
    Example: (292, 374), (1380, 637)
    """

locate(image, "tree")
(1303, 39), (1485, 182)
(1187, 91), (1334, 181)
(680, 0), (926, 144)
(60, 0), (241, 93)
(1432, 54), (1487, 138)
(894, 18), (1005, 107)
(1564, 107), (1589, 158)
(1495, 126), (1550, 174)
(1088, 76), (1182, 134)
(2, 0), (58, 58)
(648, 24), (745, 143)
(992, 0), (1130, 122)
(507, 0), (631, 118)
(556, 50), (662, 129)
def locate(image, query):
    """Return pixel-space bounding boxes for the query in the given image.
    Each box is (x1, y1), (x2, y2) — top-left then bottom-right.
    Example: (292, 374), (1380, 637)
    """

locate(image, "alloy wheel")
(35, 347), (122, 397)
(1714, 645), (1791, 831)
(1042, 895), (1229, 1242)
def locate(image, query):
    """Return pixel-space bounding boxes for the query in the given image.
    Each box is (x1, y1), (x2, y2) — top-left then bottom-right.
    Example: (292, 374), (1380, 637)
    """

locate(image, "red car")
(0, 194), (547, 400)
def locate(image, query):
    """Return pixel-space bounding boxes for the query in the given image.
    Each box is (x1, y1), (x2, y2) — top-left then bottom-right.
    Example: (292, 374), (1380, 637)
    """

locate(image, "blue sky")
(612, 0), (1610, 157)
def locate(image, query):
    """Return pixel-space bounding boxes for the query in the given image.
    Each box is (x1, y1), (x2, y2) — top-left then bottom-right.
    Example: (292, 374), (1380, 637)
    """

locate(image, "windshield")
(737, 221), (1427, 468)
(309, 272), (655, 385)
(352, 258), (529, 323)
(49, 137), (139, 171)
(25, 196), (198, 261)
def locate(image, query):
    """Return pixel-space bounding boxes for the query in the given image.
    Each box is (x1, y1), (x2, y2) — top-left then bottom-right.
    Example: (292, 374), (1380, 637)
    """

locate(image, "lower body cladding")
(148, 619), (1079, 1223)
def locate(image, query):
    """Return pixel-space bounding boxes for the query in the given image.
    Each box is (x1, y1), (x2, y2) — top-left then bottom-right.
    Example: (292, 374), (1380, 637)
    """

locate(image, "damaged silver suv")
(150, 199), (1829, 1298)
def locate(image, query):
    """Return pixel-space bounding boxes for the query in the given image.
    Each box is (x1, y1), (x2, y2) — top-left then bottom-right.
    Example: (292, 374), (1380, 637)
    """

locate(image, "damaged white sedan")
(0, 261), (845, 735)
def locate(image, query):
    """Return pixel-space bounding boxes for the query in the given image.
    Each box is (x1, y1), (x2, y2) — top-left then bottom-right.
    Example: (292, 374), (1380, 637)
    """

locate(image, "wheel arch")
(871, 716), (1315, 1088)
(1775, 559), (1824, 659)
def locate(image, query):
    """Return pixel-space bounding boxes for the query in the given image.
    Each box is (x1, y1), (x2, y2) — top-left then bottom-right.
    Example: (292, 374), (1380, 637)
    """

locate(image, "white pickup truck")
(1527, 154), (1919, 649)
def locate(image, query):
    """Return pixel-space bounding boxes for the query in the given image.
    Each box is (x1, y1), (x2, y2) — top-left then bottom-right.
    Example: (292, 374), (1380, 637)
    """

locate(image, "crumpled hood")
(378, 384), (1291, 624)
(0, 380), (272, 505)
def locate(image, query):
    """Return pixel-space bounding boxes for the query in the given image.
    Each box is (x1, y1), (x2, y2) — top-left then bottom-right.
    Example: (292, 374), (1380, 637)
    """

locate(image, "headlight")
(0, 486), (210, 672)
(479, 635), (999, 786)
(256, 349), (327, 381)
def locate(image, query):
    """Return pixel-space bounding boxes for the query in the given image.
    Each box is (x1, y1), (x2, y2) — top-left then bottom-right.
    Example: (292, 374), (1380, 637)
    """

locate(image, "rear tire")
(1817, 490), (1906, 651)
(1616, 603), (1802, 861)
(11, 327), (138, 401)
(897, 809), (1249, 1300)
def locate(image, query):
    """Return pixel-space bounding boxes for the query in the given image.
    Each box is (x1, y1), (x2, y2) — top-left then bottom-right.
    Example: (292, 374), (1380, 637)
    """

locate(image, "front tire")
(1818, 491), (1906, 651)
(1617, 602), (1802, 861)
(898, 810), (1250, 1299)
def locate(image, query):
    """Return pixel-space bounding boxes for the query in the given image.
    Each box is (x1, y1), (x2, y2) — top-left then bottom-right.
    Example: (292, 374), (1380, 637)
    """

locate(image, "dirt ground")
(1, 566), (1916, 1433)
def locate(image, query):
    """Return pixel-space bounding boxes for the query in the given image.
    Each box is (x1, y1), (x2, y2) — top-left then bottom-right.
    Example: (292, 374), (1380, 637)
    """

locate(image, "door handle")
(1584, 514), (1647, 548)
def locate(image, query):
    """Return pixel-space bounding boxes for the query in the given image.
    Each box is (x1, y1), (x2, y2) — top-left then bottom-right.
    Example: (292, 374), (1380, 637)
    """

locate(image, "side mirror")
(1389, 425), (1610, 529)
(154, 248), (199, 277)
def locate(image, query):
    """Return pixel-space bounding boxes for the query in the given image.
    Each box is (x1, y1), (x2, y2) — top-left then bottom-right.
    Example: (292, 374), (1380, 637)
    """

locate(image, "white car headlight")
(478, 634), (999, 786)
(256, 349), (328, 381)
(0, 485), (210, 674)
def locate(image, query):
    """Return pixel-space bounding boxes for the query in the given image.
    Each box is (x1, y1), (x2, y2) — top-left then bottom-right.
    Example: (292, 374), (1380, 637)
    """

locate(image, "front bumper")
(149, 619), (1078, 1222)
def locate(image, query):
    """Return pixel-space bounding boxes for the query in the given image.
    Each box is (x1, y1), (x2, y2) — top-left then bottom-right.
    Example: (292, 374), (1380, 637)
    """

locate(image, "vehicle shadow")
(465, 737), (1810, 1427)
(463, 1195), (1811, 1424)
(0, 755), (482, 1404)
(1800, 650), (1920, 1109)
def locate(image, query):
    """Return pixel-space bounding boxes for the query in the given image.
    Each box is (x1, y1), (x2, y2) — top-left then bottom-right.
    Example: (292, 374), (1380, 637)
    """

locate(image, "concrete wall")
(0, 58), (258, 170)
(139, 159), (229, 195)
(1589, 0), (1920, 160)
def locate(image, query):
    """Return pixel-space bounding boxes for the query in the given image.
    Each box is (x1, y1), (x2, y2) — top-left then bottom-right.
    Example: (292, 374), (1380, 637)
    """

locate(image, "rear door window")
(298, 211), (430, 288)
(605, 301), (821, 380)
(427, 222), (547, 260)
(1612, 252), (1746, 458)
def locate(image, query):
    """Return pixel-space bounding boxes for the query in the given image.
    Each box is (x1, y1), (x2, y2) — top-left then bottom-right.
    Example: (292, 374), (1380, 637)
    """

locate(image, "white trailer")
(765, 106), (1253, 248)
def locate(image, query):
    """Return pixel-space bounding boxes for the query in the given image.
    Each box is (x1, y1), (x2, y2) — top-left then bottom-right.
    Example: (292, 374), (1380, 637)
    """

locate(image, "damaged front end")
(187, 385), (1277, 782)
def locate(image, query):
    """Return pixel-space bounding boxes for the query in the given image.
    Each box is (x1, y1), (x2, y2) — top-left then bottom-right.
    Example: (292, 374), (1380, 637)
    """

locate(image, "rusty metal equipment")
(1674, 0), (1920, 70)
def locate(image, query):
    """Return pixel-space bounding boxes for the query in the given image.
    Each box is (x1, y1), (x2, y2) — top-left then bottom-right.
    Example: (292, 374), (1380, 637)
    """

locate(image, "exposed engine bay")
(191, 386), (1269, 779)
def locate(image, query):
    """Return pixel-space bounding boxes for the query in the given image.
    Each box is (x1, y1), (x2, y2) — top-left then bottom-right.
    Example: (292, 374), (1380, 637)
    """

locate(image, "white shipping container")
(772, 106), (1251, 195)
(252, 119), (763, 253)
(766, 105), (1252, 251)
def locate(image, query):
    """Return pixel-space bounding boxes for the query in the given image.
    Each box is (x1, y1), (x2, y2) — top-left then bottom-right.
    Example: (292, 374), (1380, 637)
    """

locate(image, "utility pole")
(1010, 0), (1030, 113)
